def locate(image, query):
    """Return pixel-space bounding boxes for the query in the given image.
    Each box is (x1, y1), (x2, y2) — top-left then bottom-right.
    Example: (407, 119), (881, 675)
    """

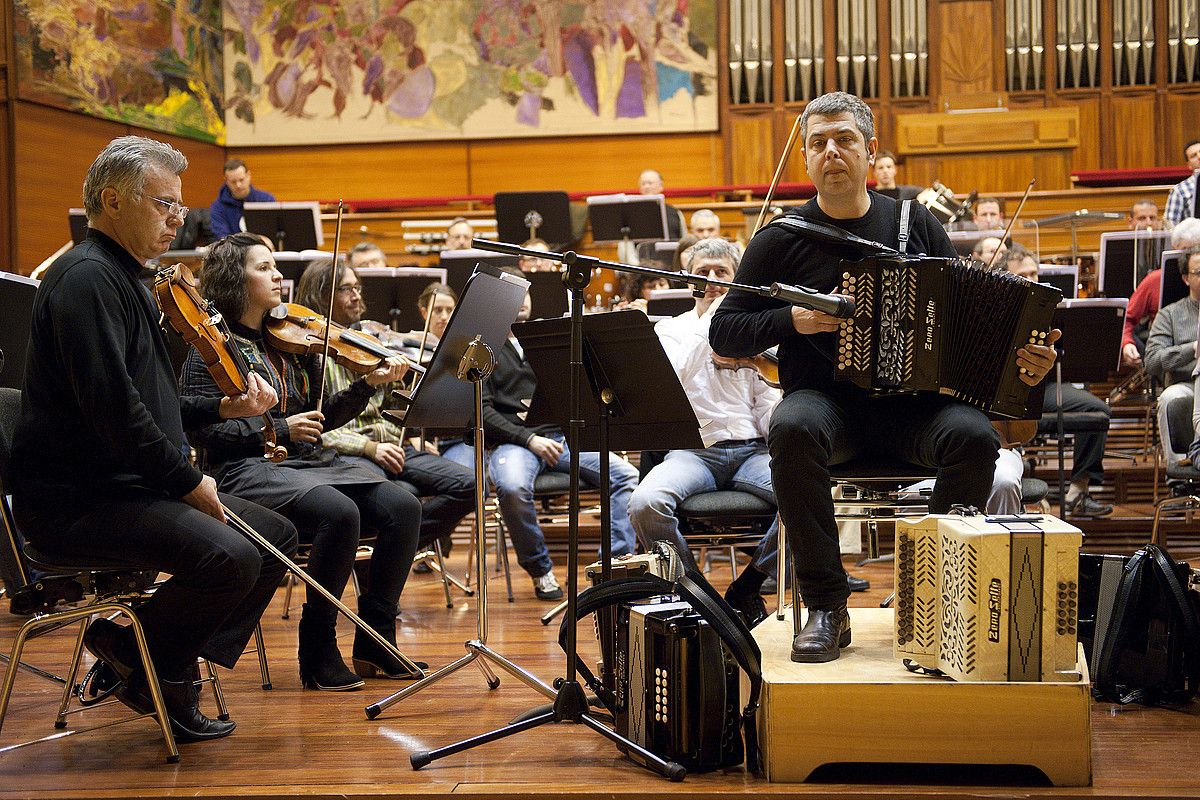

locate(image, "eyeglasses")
(147, 196), (189, 221)
(335, 285), (363, 295)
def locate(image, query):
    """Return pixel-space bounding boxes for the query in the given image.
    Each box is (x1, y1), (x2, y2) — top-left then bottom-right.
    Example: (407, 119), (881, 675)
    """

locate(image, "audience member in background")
(870, 150), (921, 201)
(638, 169), (686, 239)
(689, 209), (721, 239)
(1165, 140), (1200, 226)
(347, 241), (389, 269)
(1129, 198), (1163, 231)
(518, 238), (556, 271)
(973, 197), (1006, 231)
(1121, 217), (1200, 368)
(210, 158), (275, 239)
(972, 236), (1007, 265)
(1146, 246), (1200, 475)
(444, 218), (474, 251)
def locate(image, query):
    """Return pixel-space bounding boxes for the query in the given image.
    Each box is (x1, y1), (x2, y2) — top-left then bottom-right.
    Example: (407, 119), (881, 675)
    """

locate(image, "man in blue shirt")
(209, 158), (275, 239)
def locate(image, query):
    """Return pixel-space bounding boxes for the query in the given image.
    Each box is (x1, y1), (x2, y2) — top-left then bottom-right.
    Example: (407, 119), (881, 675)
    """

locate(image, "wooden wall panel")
(1067, 96), (1101, 173)
(1162, 92), (1200, 167)
(0, 102), (11, 271)
(230, 141), (470, 202)
(904, 149), (1072, 194)
(728, 112), (775, 186)
(13, 103), (125, 275)
(470, 132), (721, 194)
(936, 1), (997, 96)
(1109, 94), (1160, 170)
(11, 101), (225, 275)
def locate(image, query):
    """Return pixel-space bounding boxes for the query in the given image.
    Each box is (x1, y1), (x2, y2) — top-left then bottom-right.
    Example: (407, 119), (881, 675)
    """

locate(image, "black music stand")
(355, 266), (447, 333)
(1047, 299), (1127, 517)
(524, 270), (569, 320)
(438, 249), (519, 297)
(1097, 229), (1173, 298)
(271, 250), (334, 303)
(0, 272), (39, 390)
(243, 201), (324, 251)
(494, 191), (574, 249)
(1160, 250), (1190, 309)
(587, 193), (669, 244)
(67, 209), (88, 245)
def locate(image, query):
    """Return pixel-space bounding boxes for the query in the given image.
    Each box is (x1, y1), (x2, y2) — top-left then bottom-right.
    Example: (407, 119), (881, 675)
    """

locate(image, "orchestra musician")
(1121, 217), (1200, 369)
(181, 233), (423, 691)
(870, 150), (921, 201)
(294, 260), (476, 567)
(1146, 245), (1200, 476)
(9, 136), (298, 741)
(1164, 140), (1200, 226)
(709, 92), (1060, 663)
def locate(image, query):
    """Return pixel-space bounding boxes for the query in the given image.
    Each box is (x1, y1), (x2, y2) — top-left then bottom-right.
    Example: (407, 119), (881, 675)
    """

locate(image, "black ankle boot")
(352, 597), (426, 680)
(115, 668), (236, 743)
(298, 604), (364, 691)
(790, 606), (851, 663)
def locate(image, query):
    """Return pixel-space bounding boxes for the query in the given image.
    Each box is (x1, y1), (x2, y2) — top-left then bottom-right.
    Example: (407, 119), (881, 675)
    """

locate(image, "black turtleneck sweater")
(11, 230), (221, 525)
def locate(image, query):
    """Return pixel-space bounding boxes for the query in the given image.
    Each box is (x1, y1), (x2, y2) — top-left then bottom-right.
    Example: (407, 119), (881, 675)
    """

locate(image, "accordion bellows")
(894, 513), (1084, 682)
(836, 256), (1062, 418)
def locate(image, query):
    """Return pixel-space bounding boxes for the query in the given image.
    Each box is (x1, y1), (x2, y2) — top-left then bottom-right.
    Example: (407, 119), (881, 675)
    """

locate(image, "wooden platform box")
(753, 607), (1092, 786)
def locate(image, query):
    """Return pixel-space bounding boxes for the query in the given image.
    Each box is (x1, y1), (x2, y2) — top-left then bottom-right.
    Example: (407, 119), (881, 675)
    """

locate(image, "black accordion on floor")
(835, 256), (1061, 418)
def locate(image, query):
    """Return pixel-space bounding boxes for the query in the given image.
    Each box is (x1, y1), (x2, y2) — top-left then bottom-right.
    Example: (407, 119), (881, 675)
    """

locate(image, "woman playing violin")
(181, 233), (422, 691)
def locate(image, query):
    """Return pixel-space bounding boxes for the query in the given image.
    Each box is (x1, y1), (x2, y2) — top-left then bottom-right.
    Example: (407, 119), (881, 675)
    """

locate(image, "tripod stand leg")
(410, 710), (555, 770)
(540, 598), (568, 625)
(474, 653), (501, 690)
(365, 650), (479, 719)
(578, 714), (687, 782)
(472, 642), (557, 698)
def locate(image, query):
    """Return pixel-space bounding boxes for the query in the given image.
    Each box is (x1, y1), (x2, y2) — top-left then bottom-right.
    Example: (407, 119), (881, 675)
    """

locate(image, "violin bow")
(315, 200), (345, 415)
(752, 112), (805, 235)
(986, 179), (1035, 270)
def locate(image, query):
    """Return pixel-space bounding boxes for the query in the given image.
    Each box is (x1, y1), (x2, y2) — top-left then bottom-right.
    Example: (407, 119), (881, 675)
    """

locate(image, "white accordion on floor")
(894, 512), (1083, 682)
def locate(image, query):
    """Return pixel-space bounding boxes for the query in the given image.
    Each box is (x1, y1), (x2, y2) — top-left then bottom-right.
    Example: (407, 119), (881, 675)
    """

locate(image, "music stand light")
(494, 191), (574, 249)
(243, 201), (324, 251)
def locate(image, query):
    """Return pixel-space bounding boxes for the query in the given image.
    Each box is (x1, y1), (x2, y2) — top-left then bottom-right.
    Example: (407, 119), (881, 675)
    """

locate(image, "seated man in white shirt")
(628, 239), (780, 623)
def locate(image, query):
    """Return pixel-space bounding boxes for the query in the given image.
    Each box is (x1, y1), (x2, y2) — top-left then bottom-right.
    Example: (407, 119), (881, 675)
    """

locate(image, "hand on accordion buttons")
(1015, 328), (1062, 386)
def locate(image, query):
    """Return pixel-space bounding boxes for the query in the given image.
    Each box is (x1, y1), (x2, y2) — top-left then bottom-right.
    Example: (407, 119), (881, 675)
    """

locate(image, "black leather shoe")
(1067, 493), (1113, 518)
(791, 606), (851, 663)
(847, 574), (870, 592)
(352, 605), (428, 680)
(723, 584), (768, 628)
(83, 618), (141, 684)
(115, 673), (236, 743)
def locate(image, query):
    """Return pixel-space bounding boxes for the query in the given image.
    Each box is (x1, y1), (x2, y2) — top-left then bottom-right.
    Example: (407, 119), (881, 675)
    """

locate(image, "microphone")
(769, 283), (856, 318)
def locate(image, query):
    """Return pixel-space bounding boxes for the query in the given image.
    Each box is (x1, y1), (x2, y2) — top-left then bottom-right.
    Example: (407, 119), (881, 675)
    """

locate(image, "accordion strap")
(897, 199), (914, 255)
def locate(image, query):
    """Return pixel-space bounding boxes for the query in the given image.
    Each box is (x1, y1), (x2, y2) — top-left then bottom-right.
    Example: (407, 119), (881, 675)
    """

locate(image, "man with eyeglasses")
(10, 136), (298, 741)
(294, 259), (476, 563)
(1146, 246), (1200, 475)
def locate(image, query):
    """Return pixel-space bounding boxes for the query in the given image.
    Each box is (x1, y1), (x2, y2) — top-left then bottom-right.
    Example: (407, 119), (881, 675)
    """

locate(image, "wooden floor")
(2, 533), (1199, 800)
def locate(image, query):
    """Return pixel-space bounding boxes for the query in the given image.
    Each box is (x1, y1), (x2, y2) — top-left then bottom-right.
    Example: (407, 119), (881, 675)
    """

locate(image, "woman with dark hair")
(181, 233), (423, 691)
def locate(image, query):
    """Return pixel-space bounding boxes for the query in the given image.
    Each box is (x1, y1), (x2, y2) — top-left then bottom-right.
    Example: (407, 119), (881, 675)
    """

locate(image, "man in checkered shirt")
(1165, 140), (1200, 226)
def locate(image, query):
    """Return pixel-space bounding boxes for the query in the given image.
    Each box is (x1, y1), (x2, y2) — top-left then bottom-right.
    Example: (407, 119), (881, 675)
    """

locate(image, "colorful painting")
(13, 1), (226, 144)
(222, 0), (717, 145)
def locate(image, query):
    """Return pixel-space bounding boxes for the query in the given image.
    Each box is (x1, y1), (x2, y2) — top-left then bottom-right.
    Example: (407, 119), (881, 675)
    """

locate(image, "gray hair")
(349, 241), (384, 257)
(689, 209), (719, 226)
(82, 136), (187, 222)
(685, 237), (740, 270)
(799, 92), (875, 143)
(1172, 217), (1200, 249)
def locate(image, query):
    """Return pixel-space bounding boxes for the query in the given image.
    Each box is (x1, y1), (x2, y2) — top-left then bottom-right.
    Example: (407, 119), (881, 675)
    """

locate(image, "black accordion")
(835, 256), (1061, 418)
(613, 599), (744, 772)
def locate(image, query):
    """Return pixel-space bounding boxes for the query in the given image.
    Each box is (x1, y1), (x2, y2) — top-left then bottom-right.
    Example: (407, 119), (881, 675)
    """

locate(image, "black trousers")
(769, 389), (999, 610)
(1041, 384), (1110, 485)
(398, 445), (476, 546)
(286, 482), (420, 623)
(19, 492), (297, 680)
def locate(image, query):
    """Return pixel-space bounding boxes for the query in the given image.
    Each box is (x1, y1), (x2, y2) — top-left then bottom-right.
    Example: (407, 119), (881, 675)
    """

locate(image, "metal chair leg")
(54, 619), (90, 729)
(203, 659), (229, 721)
(253, 623), (271, 690)
(281, 572), (296, 620)
(727, 546), (739, 579)
(496, 516), (514, 603)
(433, 540), (454, 609)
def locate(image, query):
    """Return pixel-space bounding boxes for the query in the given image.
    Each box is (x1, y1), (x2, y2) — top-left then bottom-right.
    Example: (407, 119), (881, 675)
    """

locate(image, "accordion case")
(614, 600), (744, 773)
(894, 513), (1083, 682)
(835, 256), (1061, 418)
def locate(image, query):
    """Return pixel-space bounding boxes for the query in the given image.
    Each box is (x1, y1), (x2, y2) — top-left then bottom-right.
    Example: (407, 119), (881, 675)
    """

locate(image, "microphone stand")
(402, 238), (845, 781)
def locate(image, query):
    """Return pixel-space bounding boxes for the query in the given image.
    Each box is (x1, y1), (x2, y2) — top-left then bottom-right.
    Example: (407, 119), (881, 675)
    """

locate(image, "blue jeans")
(629, 442), (774, 571)
(488, 434), (639, 578)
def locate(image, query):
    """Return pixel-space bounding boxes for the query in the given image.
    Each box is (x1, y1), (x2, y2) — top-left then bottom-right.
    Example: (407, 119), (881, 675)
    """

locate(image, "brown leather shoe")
(790, 606), (851, 663)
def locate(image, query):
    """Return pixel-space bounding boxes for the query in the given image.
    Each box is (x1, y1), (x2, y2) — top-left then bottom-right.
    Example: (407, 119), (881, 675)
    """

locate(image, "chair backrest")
(1166, 389), (1196, 456)
(0, 388), (31, 597)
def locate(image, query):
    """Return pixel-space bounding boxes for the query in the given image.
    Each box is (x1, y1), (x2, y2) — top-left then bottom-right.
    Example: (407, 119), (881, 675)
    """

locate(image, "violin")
(153, 263), (287, 463)
(265, 303), (424, 377)
(711, 347), (780, 388)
